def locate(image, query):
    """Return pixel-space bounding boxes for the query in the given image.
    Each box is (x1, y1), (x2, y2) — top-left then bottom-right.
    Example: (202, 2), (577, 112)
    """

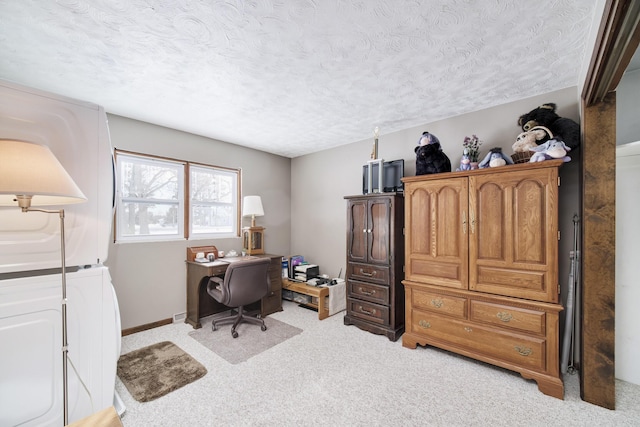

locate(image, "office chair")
(206, 257), (271, 338)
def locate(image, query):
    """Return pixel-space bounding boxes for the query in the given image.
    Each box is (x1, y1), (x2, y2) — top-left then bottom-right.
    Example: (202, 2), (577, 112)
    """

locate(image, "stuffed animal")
(512, 126), (553, 153)
(415, 131), (452, 175)
(456, 148), (471, 171)
(511, 126), (554, 163)
(478, 147), (514, 168)
(518, 103), (580, 150)
(529, 137), (572, 163)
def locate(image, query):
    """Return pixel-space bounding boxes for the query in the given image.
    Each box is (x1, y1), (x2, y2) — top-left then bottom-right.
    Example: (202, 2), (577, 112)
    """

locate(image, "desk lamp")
(0, 139), (87, 425)
(242, 195), (265, 255)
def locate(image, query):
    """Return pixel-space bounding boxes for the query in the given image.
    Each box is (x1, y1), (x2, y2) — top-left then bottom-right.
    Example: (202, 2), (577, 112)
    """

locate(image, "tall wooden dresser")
(402, 160), (565, 398)
(344, 193), (404, 341)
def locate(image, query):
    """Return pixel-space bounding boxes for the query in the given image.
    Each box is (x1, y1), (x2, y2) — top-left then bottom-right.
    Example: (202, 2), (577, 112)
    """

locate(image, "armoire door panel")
(470, 168), (558, 303)
(473, 265), (548, 299)
(406, 178), (468, 289)
(369, 199), (390, 264)
(348, 201), (367, 262)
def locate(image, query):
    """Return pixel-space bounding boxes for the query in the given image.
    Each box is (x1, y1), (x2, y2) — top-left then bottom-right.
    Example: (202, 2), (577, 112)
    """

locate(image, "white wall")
(615, 66), (640, 385)
(105, 114), (291, 329)
(617, 68), (640, 145)
(291, 86), (581, 315)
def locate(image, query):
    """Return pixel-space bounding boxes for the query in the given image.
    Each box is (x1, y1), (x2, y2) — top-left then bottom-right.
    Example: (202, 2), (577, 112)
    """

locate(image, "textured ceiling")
(0, 1), (597, 158)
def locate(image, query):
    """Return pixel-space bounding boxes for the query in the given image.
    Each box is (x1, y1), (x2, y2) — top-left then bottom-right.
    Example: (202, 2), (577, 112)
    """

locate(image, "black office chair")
(206, 257), (271, 338)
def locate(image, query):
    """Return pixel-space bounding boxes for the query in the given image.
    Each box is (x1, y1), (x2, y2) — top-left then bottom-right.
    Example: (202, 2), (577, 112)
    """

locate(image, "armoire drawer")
(411, 287), (467, 319)
(348, 262), (389, 285)
(347, 297), (389, 326)
(410, 310), (546, 371)
(470, 300), (546, 335)
(348, 279), (389, 305)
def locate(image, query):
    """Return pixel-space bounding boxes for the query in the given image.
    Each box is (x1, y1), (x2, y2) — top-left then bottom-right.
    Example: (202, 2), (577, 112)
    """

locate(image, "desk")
(185, 254), (283, 329)
(282, 278), (330, 320)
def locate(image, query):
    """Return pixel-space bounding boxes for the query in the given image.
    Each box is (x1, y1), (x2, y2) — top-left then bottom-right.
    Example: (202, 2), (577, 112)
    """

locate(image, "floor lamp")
(0, 139), (87, 425)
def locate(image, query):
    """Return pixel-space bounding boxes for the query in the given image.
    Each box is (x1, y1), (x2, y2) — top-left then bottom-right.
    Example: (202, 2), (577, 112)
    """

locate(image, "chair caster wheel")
(261, 325), (267, 331)
(232, 330), (238, 338)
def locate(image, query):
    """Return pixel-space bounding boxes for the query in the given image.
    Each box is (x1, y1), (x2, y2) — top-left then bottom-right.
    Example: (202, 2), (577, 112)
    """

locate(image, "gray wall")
(290, 87), (581, 310)
(105, 114), (292, 329)
(617, 68), (640, 145)
(109, 87), (581, 331)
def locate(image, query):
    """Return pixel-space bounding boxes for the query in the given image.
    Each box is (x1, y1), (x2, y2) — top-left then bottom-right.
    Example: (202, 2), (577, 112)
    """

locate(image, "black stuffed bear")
(415, 132), (452, 175)
(518, 103), (580, 150)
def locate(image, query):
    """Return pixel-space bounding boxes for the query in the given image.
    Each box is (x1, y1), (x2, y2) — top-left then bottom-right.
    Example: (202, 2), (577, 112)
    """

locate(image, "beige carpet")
(188, 314), (302, 364)
(116, 341), (207, 402)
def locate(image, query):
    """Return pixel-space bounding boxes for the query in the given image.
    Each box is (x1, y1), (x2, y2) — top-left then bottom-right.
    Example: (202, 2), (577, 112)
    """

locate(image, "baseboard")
(121, 318), (172, 336)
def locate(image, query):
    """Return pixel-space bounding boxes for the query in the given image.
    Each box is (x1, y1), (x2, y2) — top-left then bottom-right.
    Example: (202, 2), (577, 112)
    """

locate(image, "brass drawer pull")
(497, 312), (513, 322)
(514, 346), (532, 356)
(359, 287), (376, 296)
(431, 298), (443, 308)
(419, 320), (431, 329)
(464, 327), (473, 333)
(359, 306), (377, 315)
(359, 269), (377, 277)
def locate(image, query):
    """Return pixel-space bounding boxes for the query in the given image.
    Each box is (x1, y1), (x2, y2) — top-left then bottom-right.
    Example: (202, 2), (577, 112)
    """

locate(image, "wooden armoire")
(344, 193), (404, 341)
(402, 160), (564, 398)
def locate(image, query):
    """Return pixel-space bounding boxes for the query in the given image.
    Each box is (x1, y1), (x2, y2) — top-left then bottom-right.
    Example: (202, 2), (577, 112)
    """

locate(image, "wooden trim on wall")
(579, 0), (640, 410)
(121, 318), (173, 336)
(583, 0), (640, 106)
(580, 93), (617, 409)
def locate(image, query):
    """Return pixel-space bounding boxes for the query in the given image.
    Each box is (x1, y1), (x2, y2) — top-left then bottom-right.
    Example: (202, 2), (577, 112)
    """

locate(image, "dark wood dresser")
(344, 193), (404, 341)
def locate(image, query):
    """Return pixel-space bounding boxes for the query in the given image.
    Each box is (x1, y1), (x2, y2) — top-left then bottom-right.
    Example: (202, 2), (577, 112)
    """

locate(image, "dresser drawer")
(348, 262), (389, 285)
(347, 297), (389, 326)
(348, 279), (389, 305)
(470, 300), (546, 335)
(411, 287), (467, 319)
(410, 310), (546, 371)
(261, 289), (282, 317)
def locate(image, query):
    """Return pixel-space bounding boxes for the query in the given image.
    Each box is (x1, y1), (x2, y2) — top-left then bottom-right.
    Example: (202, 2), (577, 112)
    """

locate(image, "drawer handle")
(418, 320), (431, 329)
(514, 346), (532, 356)
(464, 327), (473, 333)
(496, 312), (513, 322)
(462, 211), (467, 235)
(470, 211), (476, 234)
(359, 287), (376, 296)
(359, 269), (377, 277)
(431, 298), (443, 308)
(359, 307), (377, 315)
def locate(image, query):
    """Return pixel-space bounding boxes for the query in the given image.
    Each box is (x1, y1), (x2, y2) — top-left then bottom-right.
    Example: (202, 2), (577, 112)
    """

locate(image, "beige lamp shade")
(242, 195), (264, 217)
(0, 139), (86, 207)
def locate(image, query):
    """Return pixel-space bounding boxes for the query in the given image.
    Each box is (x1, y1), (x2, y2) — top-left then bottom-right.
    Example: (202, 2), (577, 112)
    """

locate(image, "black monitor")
(362, 159), (404, 194)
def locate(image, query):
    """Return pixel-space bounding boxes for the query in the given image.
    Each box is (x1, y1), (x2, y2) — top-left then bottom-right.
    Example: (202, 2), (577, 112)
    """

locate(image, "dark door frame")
(580, 0), (640, 409)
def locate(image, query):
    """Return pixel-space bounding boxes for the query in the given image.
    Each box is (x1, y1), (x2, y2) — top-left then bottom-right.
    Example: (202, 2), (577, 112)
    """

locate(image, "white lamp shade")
(242, 195), (264, 217)
(0, 139), (86, 206)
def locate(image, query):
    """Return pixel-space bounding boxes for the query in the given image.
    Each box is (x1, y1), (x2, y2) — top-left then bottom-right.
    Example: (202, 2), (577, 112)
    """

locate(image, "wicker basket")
(511, 151), (532, 164)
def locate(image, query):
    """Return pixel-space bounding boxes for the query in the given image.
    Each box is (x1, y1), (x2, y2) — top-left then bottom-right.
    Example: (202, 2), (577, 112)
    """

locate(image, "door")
(367, 197), (392, 265)
(405, 178), (468, 289)
(347, 199), (368, 263)
(469, 167), (559, 303)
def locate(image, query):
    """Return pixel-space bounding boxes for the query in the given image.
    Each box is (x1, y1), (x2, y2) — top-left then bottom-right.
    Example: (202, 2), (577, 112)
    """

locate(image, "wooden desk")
(282, 278), (330, 320)
(186, 254), (283, 329)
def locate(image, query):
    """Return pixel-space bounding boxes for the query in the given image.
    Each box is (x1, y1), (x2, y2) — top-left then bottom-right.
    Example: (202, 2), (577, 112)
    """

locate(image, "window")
(189, 164), (239, 238)
(114, 150), (240, 242)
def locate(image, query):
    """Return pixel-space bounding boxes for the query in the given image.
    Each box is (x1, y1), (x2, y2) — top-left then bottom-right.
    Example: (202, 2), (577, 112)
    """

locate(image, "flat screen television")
(362, 159), (404, 194)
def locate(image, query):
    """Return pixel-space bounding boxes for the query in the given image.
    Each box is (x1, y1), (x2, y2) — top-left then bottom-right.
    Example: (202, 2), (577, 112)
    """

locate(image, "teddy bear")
(415, 131), (452, 175)
(529, 137), (572, 163)
(478, 147), (514, 168)
(518, 103), (580, 150)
